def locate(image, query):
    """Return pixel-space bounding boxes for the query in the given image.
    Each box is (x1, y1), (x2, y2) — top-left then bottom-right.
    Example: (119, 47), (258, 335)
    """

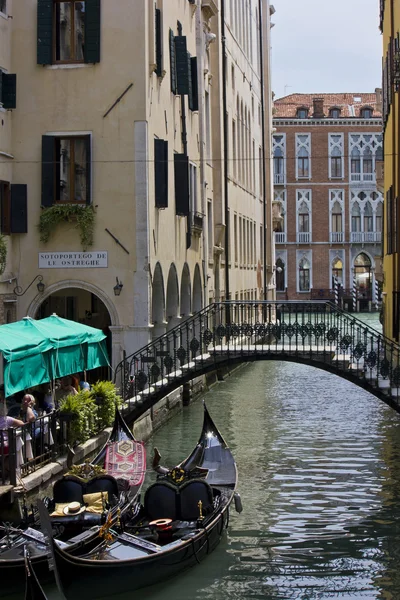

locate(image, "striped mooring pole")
(352, 276), (357, 312)
(334, 277), (339, 306)
(375, 279), (381, 310)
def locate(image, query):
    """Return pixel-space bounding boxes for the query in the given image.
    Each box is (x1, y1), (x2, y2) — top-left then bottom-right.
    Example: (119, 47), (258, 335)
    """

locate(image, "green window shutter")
(190, 57), (198, 111)
(41, 135), (55, 207)
(2, 74), (16, 109)
(174, 154), (189, 216)
(0, 72), (3, 105)
(187, 53), (193, 110)
(84, 0), (101, 64)
(175, 36), (189, 95)
(155, 139), (168, 209)
(155, 9), (162, 77)
(85, 136), (92, 205)
(37, 0), (53, 65)
(11, 185), (28, 234)
(169, 29), (177, 94)
(0, 183), (10, 235)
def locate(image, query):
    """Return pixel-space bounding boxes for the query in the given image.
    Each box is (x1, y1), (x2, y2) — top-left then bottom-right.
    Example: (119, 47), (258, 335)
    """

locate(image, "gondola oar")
(24, 546), (49, 600)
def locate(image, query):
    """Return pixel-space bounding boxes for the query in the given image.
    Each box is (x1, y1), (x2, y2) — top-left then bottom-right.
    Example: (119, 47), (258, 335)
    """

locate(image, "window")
(189, 162), (198, 216)
(351, 202), (361, 233)
(349, 133), (382, 182)
(0, 181), (28, 234)
(234, 214), (238, 263)
(174, 154), (189, 216)
(276, 258), (285, 291)
(329, 134), (343, 179)
(155, 8), (163, 77)
(332, 257), (343, 285)
(37, 0), (101, 65)
(329, 108), (341, 118)
(273, 134), (286, 184)
(331, 205), (342, 232)
(0, 1), (6, 14)
(299, 258), (310, 291)
(41, 135), (91, 206)
(296, 107), (308, 119)
(351, 147), (361, 179)
(296, 134), (311, 180)
(154, 138), (168, 209)
(360, 107), (373, 118)
(0, 71), (17, 109)
(207, 200), (213, 261)
(296, 191), (311, 243)
(363, 201), (373, 233)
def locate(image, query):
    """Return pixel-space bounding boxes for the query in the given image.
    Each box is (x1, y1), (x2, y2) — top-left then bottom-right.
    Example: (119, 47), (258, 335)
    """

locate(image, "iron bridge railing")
(114, 301), (400, 414)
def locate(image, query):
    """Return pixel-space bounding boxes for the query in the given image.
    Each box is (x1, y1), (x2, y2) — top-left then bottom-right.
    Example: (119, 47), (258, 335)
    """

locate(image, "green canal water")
(14, 313), (400, 599)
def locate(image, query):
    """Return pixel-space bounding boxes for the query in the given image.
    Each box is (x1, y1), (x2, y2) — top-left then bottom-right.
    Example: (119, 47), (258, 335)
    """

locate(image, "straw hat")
(63, 501), (86, 516)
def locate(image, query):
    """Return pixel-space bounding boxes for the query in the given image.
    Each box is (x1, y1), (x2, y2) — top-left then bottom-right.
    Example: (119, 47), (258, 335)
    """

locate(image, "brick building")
(272, 92), (383, 310)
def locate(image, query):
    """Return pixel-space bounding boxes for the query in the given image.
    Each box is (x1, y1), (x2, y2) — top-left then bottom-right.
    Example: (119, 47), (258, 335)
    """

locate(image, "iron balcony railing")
(114, 301), (400, 421)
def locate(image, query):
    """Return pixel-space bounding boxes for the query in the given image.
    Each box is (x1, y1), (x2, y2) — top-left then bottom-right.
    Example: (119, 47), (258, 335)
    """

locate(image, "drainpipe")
(195, 0), (208, 308)
(259, 0), (268, 302)
(221, 0), (230, 323)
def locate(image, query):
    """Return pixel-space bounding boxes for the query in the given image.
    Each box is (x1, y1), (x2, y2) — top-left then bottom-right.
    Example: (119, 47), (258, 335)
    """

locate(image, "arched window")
(331, 201), (343, 238)
(363, 147), (373, 178)
(297, 146), (309, 178)
(360, 107), (373, 118)
(276, 258), (285, 291)
(329, 107), (341, 118)
(351, 147), (361, 178)
(354, 253), (372, 299)
(331, 146), (342, 178)
(273, 146), (284, 178)
(364, 201), (373, 233)
(296, 107), (308, 119)
(299, 258), (310, 292)
(376, 202), (383, 233)
(351, 202), (361, 233)
(332, 257), (343, 286)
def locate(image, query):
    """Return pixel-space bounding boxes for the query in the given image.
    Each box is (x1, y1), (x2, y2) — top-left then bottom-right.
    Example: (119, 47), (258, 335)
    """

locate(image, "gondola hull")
(49, 502), (231, 599)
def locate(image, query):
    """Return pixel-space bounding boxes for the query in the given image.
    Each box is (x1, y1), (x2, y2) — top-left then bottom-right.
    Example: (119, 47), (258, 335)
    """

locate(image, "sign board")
(39, 252), (108, 269)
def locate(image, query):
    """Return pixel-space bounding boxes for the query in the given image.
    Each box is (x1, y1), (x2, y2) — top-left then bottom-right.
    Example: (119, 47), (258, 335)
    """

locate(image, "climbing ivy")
(0, 236), (7, 275)
(38, 204), (95, 251)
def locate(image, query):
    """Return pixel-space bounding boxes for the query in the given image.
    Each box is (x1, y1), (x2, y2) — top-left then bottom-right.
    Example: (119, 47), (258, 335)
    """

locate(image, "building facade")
(0, 0), (274, 374)
(273, 93), (383, 310)
(380, 0), (400, 342)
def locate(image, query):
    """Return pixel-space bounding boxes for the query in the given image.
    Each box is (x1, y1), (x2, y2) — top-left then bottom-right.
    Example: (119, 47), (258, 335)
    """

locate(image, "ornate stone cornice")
(273, 118), (382, 127)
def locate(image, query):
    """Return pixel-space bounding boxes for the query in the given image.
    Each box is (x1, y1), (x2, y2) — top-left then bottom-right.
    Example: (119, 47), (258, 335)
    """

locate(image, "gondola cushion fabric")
(83, 491), (108, 514)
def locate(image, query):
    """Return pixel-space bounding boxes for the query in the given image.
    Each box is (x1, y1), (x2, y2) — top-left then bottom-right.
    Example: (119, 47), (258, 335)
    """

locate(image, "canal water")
(14, 313), (400, 599)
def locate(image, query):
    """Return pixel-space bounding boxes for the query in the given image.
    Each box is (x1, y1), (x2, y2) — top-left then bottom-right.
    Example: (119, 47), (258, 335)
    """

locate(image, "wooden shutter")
(2, 74), (16, 109)
(41, 136), (55, 207)
(155, 139), (168, 209)
(169, 29), (177, 94)
(11, 185), (28, 234)
(37, 0), (53, 65)
(85, 0), (101, 64)
(175, 36), (189, 95)
(85, 136), (92, 205)
(155, 9), (162, 77)
(174, 154), (189, 216)
(187, 53), (193, 110)
(0, 182), (10, 235)
(190, 57), (198, 111)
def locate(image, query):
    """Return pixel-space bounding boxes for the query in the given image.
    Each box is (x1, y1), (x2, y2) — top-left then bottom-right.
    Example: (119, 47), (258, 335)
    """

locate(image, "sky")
(271, 0), (382, 99)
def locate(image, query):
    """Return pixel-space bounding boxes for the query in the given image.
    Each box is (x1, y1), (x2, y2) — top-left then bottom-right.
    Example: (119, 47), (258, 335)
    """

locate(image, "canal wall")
(2, 364), (245, 521)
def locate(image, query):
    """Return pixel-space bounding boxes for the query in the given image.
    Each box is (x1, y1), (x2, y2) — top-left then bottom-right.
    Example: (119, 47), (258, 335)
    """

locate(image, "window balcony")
(330, 232), (344, 243)
(297, 232), (311, 243)
(350, 172), (375, 183)
(274, 173), (285, 185)
(350, 231), (382, 243)
(274, 232), (286, 244)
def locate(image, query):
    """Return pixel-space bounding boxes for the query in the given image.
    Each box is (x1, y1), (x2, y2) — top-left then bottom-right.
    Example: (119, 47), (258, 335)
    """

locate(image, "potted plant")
(58, 390), (97, 447)
(90, 381), (122, 430)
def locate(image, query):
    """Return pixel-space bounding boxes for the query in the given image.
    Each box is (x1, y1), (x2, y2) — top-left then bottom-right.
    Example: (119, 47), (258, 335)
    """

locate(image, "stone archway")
(193, 264), (202, 313)
(152, 262), (166, 339)
(166, 264), (180, 331)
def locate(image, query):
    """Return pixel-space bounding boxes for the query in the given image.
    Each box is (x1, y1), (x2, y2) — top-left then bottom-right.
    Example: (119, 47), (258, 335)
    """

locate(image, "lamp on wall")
(14, 275), (45, 296)
(113, 277), (123, 296)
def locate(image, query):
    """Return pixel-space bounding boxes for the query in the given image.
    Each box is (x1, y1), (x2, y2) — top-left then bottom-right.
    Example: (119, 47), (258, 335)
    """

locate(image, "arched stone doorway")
(193, 264), (202, 313)
(354, 252), (372, 310)
(30, 283), (115, 381)
(152, 262), (166, 339)
(166, 264), (180, 331)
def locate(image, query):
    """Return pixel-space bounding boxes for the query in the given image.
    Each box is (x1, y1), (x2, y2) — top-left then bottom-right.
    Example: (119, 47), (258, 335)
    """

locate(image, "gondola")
(24, 546), (49, 600)
(0, 407), (145, 594)
(39, 403), (241, 599)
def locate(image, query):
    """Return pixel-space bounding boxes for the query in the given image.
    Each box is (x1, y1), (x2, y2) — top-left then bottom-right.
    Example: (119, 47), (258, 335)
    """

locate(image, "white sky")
(271, 0), (382, 99)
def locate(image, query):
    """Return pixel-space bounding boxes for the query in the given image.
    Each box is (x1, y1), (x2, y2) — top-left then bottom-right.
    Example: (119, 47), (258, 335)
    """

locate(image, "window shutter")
(175, 36), (189, 95)
(174, 154), (189, 216)
(155, 8), (162, 77)
(10, 185), (28, 234)
(190, 57), (198, 111)
(41, 135), (55, 207)
(2, 74), (16, 109)
(84, 0), (101, 64)
(0, 72), (2, 105)
(37, 0), (53, 65)
(187, 53), (193, 110)
(0, 183), (10, 235)
(169, 29), (177, 94)
(155, 139), (168, 209)
(85, 136), (92, 205)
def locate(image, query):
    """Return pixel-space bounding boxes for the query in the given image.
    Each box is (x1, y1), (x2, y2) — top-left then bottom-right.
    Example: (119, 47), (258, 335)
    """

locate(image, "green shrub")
(90, 381), (122, 430)
(59, 390), (97, 446)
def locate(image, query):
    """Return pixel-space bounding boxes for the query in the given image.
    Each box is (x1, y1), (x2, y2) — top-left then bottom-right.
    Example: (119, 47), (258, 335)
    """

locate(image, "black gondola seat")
(50, 474), (120, 531)
(144, 479), (214, 522)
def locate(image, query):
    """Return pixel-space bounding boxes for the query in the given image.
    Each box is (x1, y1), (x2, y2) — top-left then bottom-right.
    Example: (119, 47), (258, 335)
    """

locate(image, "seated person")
(55, 377), (78, 404)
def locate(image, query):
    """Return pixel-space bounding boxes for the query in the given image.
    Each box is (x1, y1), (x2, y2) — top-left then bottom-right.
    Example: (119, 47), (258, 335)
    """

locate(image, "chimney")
(313, 97), (325, 118)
